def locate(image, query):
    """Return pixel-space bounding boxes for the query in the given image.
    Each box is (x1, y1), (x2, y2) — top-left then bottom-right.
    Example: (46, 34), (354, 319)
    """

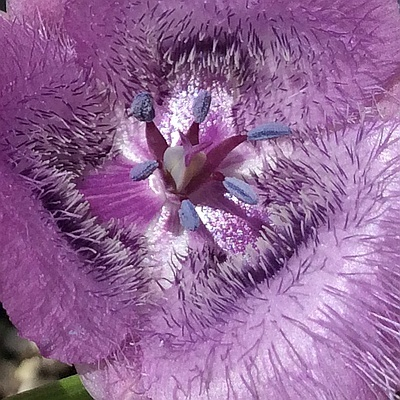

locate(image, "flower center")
(128, 91), (291, 231)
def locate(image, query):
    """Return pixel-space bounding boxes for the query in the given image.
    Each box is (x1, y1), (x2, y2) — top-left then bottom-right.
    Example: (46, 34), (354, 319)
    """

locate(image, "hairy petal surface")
(0, 19), (115, 176)
(77, 121), (400, 399)
(1, 2), (400, 399)
(0, 156), (142, 365)
(0, 19), (155, 364)
(80, 158), (164, 229)
(6, 0), (66, 24)
(62, 0), (400, 129)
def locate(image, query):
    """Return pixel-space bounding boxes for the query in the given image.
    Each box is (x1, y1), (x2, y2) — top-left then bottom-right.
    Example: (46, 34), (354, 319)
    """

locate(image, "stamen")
(178, 199), (201, 231)
(129, 92), (155, 122)
(186, 122), (200, 146)
(186, 90), (212, 145)
(204, 135), (247, 172)
(192, 90), (212, 124)
(223, 177), (258, 205)
(125, 90), (290, 232)
(130, 160), (159, 181)
(145, 122), (169, 161)
(185, 135), (246, 192)
(128, 93), (168, 160)
(247, 122), (291, 141)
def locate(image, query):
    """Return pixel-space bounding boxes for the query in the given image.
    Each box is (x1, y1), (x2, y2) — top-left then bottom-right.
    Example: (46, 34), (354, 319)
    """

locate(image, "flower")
(1, 0), (400, 399)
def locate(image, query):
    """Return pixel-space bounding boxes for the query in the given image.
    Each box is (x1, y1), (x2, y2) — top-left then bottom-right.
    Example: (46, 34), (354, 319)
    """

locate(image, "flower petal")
(77, 121), (400, 398)
(7, 0), (66, 24)
(79, 158), (164, 229)
(0, 18), (115, 176)
(0, 156), (143, 365)
(62, 0), (400, 129)
(0, 19), (153, 365)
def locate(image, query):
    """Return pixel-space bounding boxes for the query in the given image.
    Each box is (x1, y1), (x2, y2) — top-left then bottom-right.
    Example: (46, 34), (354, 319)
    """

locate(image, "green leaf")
(6, 375), (93, 400)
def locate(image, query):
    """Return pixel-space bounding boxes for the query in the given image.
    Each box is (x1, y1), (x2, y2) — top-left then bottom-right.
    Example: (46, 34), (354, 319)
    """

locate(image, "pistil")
(163, 146), (206, 192)
(128, 91), (291, 231)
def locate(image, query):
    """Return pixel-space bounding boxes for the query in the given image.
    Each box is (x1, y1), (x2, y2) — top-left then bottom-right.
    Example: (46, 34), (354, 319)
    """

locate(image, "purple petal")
(62, 0), (400, 129)
(0, 20), (154, 365)
(6, 0), (66, 23)
(0, 156), (148, 365)
(77, 121), (400, 398)
(0, 18), (115, 176)
(1, 2), (400, 399)
(79, 158), (164, 229)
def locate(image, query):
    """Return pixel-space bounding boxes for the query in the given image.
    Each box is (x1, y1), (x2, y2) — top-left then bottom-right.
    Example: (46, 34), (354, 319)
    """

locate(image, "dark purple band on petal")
(0, 157), (144, 364)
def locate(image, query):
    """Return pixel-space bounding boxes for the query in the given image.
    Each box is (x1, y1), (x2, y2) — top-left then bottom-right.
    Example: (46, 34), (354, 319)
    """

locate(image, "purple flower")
(1, 0), (400, 399)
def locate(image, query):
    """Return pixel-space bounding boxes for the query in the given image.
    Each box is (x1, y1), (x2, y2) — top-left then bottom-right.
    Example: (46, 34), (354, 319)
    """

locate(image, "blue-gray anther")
(223, 177), (258, 205)
(192, 90), (212, 123)
(129, 92), (155, 122)
(247, 122), (291, 141)
(178, 200), (201, 231)
(130, 160), (159, 181)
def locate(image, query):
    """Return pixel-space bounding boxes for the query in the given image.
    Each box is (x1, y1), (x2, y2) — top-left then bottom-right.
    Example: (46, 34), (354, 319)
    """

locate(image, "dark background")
(0, 304), (75, 398)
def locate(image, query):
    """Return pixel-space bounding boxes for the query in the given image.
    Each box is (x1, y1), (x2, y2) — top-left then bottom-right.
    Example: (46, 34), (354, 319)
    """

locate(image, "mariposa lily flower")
(1, 0), (400, 399)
